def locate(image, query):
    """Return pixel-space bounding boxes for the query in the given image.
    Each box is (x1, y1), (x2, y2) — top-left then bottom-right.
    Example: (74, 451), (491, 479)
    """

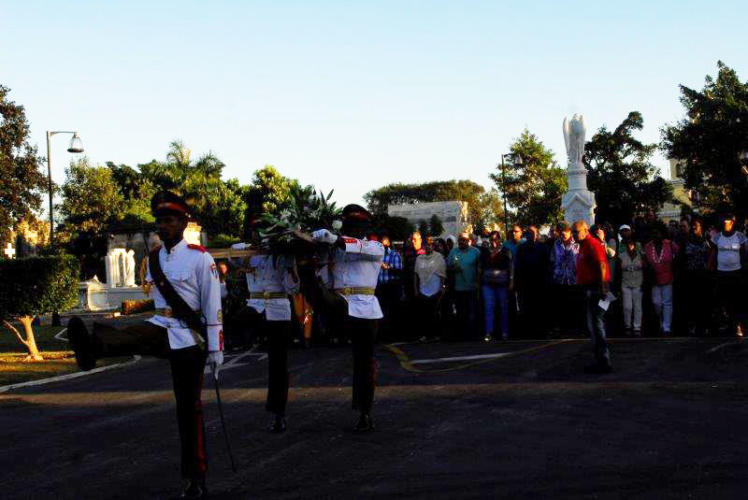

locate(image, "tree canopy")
(661, 61), (748, 215)
(584, 111), (672, 224)
(491, 129), (566, 227)
(0, 85), (47, 247)
(0, 255), (79, 360)
(364, 179), (499, 229)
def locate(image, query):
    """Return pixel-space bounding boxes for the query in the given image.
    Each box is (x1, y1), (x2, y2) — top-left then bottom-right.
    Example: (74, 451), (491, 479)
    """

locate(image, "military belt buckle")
(343, 287), (352, 295)
(263, 291), (270, 300)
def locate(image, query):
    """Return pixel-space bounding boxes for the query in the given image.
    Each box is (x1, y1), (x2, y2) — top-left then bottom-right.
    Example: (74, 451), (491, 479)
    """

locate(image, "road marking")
(706, 341), (740, 354)
(203, 347), (266, 375)
(54, 328), (68, 342)
(0, 355), (142, 394)
(410, 352), (513, 365)
(385, 339), (574, 373)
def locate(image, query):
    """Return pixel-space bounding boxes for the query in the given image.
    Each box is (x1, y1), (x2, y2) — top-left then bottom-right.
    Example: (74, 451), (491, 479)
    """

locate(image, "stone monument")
(561, 114), (596, 225)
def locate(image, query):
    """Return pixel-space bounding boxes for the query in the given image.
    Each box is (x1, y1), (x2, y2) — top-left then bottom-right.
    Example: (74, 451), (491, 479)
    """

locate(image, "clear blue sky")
(2, 1), (746, 206)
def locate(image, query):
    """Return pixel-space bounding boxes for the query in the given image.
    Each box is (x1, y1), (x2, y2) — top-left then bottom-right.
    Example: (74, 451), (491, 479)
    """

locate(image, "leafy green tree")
(429, 214), (444, 236)
(59, 157), (125, 233)
(491, 129), (566, 226)
(661, 61), (748, 215)
(0, 85), (48, 248)
(584, 112), (672, 224)
(364, 180), (493, 228)
(242, 165), (295, 238)
(374, 215), (414, 241)
(0, 255), (79, 360)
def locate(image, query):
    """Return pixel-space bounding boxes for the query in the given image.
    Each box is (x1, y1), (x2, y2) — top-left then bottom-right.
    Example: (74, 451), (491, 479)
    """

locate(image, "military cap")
(151, 191), (191, 218)
(342, 204), (373, 222)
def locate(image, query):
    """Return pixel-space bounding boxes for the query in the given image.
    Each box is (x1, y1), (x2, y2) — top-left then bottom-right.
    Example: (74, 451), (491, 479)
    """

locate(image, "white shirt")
(244, 253), (299, 321)
(145, 239), (223, 351)
(419, 274), (443, 297)
(330, 236), (385, 319)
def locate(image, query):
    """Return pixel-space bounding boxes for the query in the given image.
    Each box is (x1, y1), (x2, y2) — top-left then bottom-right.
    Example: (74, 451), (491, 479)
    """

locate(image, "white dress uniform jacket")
(330, 237), (385, 320)
(245, 254), (299, 321)
(145, 239), (224, 351)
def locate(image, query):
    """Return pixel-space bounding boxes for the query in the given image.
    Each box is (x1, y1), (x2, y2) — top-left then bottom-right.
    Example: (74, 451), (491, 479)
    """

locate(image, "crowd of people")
(368, 211), (747, 344)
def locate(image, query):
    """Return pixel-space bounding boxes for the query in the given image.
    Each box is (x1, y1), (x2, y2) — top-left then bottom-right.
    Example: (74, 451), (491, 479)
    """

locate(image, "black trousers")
(230, 305), (292, 415)
(305, 281), (378, 414)
(85, 319), (208, 480)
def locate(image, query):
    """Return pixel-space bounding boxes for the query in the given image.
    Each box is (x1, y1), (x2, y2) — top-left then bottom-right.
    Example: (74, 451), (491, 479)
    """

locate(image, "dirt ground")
(1, 335), (747, 499)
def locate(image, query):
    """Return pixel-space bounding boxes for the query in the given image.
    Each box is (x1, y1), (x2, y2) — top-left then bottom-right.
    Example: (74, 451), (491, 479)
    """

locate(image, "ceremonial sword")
(212, 365), (237, 473)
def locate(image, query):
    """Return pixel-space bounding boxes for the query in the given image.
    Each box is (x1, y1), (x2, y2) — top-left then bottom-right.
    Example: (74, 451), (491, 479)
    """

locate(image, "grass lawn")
(0, 324), (129, 386)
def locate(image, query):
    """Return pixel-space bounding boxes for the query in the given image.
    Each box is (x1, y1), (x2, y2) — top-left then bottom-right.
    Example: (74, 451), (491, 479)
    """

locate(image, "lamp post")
(46, 131), (84, 244)
(499, 153), (522, 236)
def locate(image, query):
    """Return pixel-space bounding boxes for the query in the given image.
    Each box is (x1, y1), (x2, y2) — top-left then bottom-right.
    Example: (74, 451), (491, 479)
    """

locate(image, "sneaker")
(268, 414), (287, 433)
(353, 413), (374, 432)
(483, 334), (493, 343)
(177, 478), (207, 499)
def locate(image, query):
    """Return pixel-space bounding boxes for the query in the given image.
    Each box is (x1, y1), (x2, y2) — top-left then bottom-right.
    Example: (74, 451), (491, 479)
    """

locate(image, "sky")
(1, 1), (746, 207)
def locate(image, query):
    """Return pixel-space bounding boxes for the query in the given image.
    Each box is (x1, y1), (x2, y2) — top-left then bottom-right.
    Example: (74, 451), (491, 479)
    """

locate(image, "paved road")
(1, 336), (747, 499)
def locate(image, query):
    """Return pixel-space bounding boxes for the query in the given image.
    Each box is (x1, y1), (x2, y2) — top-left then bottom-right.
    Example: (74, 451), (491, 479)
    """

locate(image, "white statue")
(561, 114), (596, 225)
(105, 249), (123, 287)
(563, 114), (587, 169)
(123, 249), (137, 287)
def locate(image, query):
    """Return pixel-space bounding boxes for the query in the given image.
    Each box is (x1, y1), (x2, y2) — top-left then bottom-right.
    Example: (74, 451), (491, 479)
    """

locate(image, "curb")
(0, 355), (142, 394)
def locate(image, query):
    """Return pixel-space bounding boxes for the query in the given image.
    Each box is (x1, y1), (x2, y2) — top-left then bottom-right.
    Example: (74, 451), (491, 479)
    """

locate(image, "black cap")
(342, 204), (373, 222)
(151, 191), (191, 218)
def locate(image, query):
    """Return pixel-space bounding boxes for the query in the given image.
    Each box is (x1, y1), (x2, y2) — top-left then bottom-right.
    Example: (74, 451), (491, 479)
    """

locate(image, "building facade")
(387, 200), (469, 237)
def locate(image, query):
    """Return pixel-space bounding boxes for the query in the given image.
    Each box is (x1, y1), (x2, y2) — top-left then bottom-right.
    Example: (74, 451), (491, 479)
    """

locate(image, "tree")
(661, 61), (748, 215)
(584, 112), (672, 224)
(364, 180), (494, 228)
(374, 215), (414, 241)
(242, 165), (295, 238)
(0, 85), (47, 248)
(0, 256), (79, 360)
(429, 214), (444, 236)
(59, 157), (125, 234)
(491, 129), (566, 226)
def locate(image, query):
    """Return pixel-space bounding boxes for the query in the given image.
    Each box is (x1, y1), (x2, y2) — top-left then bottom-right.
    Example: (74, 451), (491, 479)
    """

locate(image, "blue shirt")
(378, 247), (403, 284)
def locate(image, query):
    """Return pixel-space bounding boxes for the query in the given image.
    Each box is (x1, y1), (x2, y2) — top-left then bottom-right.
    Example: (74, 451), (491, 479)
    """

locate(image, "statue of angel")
(563, 114), (587, 168)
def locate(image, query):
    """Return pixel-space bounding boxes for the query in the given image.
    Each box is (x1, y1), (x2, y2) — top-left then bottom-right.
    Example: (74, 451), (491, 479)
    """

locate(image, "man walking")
(307, 205), (385, 431)
(574, 220), (612, 374)
(68, 191), (224, 498)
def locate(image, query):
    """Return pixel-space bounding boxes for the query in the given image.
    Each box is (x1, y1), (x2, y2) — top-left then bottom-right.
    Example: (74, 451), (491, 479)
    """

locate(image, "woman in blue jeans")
(480, 231), (514, 341)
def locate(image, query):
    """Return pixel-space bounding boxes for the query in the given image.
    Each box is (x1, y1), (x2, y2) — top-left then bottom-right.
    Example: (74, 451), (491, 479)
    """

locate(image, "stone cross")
(3, 242), (15, 259)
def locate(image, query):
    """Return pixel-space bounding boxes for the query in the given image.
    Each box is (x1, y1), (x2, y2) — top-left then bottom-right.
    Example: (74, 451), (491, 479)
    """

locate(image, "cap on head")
(342, 204), (373, 223)
(151, 191), (190, 218)
(619, 224), (631, 232)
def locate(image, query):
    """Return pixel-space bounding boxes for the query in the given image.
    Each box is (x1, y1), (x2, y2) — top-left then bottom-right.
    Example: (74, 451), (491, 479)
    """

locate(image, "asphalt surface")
(1, 335), (748, 499)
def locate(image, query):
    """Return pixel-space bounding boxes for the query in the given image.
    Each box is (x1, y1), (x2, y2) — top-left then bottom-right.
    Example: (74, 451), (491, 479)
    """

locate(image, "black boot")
(268, 413), (287, 433)
(67, 317), (97, 371)
(353, 413), (374, 432)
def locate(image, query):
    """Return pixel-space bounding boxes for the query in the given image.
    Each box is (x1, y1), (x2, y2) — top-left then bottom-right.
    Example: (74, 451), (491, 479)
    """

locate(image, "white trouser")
(651, 283), (673, 333)
(621, 286), (643, 331)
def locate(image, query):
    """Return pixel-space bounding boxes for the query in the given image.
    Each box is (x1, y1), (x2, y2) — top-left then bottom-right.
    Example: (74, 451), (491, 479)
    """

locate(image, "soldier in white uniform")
(307, 204), (384, 432)
(68, 191), (224, 499)
(229, 219), (299, 433)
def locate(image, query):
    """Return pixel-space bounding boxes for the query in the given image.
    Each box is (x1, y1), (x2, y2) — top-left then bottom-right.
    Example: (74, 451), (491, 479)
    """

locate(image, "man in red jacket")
(574, 220), (612, 373)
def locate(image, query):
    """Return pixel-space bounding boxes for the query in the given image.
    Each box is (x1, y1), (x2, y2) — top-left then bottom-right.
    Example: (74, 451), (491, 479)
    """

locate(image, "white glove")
(312, 229), (338, 244)
(208, 351), (224, 377)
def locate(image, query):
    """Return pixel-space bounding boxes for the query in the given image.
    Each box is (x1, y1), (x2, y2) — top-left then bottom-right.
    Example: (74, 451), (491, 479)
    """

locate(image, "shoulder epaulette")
(187, 243), (207, 253)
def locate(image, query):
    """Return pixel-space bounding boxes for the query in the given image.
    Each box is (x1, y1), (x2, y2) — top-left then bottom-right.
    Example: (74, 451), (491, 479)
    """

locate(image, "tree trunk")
(18, 316), (43, 361)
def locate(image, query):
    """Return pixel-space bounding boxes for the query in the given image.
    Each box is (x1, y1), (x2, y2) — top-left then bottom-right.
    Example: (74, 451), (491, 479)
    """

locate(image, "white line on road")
(410, 352), (513, 365)
(54, 328), (68, 342)
(203, 347), (266, 374)
(0, 355), (142, 394)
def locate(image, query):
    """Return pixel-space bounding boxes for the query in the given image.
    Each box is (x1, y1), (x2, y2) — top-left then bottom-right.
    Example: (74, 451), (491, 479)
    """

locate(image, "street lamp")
(499, 153), (523, 236)
(46, 130), (84, 244)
